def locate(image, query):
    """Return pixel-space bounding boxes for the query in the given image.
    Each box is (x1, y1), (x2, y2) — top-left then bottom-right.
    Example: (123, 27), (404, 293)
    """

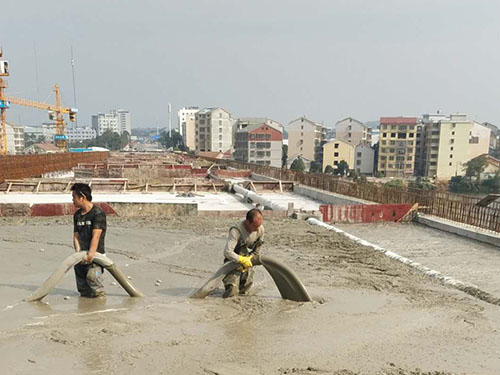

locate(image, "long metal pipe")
(232, 184), (287, 211)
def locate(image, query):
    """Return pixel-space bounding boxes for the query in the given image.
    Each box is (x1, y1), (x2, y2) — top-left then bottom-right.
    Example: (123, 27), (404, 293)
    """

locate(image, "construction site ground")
(335, 222), (500, 298)
(1, 216), (498, 375)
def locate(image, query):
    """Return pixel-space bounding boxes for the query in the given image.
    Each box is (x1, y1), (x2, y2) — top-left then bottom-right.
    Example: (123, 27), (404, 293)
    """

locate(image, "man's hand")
(238, 255), (253, 268)
(82, 252), (95, 265)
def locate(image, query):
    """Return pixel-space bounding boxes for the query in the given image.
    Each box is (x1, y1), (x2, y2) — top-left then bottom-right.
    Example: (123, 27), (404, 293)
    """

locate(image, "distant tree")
(464, 155), (488, 180)
(350, 169), (360, 181)
(324, 165), (335, 174)
(409, 176), (436, 191)
(281, 144), (288, 168)
(160, 130), (186, 151)
(120, 131), (130, 149)
(385, 179), (405, 189)
(95, 130), (121, 150)
(336, 160), (349, 176)
(309, 161), (322, 174)
(290, 157), (306, 172)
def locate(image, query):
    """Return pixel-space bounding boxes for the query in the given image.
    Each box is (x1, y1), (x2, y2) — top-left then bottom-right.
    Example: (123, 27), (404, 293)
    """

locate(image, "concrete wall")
(416, 214), (500, 247)
(293, 184), (375, 205)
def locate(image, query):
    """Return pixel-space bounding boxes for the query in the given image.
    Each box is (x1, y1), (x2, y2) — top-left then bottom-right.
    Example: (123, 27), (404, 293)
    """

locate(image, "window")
(406, 164), (412, 169)
(390, 140), (395, 145)
(301, 125), (304, 129)
(389, 156), (395, 160)
(301, 132), (303, 136)
(449, 162), (452, 166)
(219, 113), (222, 118)
(388, 164), (393, 168)
(219, 128), (222, 133)
(391, 133), (396, 137)
(450, 139), (454, 144)
(397, 133), (407, 139)
(357, 152), (362, 157)
(407, 156), (412, 161)
(381, 156), (387, 160)
(381, 148), (387, 153)
(266, 151), (271, 156)
(382, 140), (386, 145)
(219, 135), (222, 140)
(356, 160), (361, 165)
(334, 161), (338, 165)
(334, 143), (339, 149)
(381, 163), (386, 168)
(334, 152), (339, 157)
(450, 146), (453, 151)
(390, 148), (395, 153)
(409, 133), (414, 138)
(383, 133), (387, 137)
(451, 131), (455, 135)
(450, 154), (453, 158)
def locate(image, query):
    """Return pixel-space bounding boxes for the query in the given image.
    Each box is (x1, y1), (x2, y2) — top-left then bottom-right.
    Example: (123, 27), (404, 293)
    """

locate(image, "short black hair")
(71, 183), (92, 201)
(246, 208), (262, 222)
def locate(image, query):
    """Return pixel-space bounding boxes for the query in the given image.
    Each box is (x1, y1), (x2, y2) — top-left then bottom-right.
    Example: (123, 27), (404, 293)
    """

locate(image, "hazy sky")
(1, 0), (499, 129)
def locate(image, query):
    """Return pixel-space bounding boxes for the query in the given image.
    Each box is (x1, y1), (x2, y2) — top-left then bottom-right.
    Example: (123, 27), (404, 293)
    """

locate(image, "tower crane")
(0, 49), (77, 154)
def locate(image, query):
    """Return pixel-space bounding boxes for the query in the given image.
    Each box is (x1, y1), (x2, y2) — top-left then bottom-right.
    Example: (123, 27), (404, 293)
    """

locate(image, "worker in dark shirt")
(71, 183), (107, 297)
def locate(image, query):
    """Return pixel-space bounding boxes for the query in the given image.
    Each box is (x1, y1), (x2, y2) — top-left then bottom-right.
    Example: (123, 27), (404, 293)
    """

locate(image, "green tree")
(160, 130), (186, 151)
(290, 157), (306, 172)
(96, 130), (122, 150)
(336, 160), (349, 176)
(324, 165), (335, 174)
(120, 131), (130, 149)
(464, 155), (488, 180)
(409, 176), (436, 191)
(385, 179), (405, 189)
(309, 161), (322, 174)
(281, 144), (288, 168)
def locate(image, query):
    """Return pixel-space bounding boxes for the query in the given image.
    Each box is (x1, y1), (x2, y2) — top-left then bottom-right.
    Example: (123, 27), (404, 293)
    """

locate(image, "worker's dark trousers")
(74, 263), (105, 297)
(222, 266), (255, 298)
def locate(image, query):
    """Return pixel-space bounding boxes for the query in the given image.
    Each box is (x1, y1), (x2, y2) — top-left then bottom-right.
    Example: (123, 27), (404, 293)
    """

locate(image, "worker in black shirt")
(71, 183), (107, 297)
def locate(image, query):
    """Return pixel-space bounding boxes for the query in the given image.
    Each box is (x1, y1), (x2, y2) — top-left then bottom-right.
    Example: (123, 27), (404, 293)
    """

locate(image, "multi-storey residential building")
(91, 109), (131, 136)
(5, 122), (24, 154)
(421, 114), (490, 179)
(92, 112), (119, 136)
(233, 118), (283, 167)
(354, 144), (375, 175)
(482, 122), (499, 151)
(24, 124), (56, 142)
(378, 117), (418, 177)
(178, 106), (199, 150)
(288, 116), (327, 164)
(322, 139), (355, 173)
(115, 109), (131, 135)
(195, 108), (234, 153)
(66, 126), (97, 143)
(335, 117), (372, 146)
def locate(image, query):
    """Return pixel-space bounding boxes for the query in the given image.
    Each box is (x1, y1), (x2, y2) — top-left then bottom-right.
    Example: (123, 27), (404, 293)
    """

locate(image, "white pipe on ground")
(232, 184), (287, 211)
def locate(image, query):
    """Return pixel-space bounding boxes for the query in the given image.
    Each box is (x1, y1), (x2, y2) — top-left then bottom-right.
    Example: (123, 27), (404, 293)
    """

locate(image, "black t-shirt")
(73, 205), (107, 254)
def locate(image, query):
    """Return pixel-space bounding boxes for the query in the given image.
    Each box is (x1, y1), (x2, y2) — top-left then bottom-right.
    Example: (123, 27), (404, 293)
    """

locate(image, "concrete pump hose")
(25, 252), (143, 302)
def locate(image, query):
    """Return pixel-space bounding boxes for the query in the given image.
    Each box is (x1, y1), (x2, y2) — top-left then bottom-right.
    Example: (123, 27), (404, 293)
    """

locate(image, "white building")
(354, 144), (375, 175)
(335, 117), (372, 146)
(5, 122), (24, 154)
(66, 126), (97, 143)
(91, 109), (131, 136)
(195, 108), (234, 153)
(178, 106), (199, 150)
(115, 109), (131, 135)
(24, 124), (56, 142)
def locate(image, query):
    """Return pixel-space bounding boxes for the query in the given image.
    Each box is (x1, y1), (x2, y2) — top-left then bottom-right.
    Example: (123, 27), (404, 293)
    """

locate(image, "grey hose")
(190, 255), (312, 302)
(25, 252), (143, 302)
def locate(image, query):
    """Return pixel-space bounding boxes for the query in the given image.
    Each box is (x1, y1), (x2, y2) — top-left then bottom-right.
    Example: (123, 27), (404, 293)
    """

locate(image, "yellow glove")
(238, 255), (253, 268)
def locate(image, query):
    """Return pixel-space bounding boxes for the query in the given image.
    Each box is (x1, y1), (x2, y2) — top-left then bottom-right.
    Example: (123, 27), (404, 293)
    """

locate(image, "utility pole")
(71, 46), (78, 126)
(0, 48), (9, 155)
(168, 102), (172, 138)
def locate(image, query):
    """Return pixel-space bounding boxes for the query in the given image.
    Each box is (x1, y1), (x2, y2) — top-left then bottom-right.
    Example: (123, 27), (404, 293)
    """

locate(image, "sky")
(1, 0), (499, 129)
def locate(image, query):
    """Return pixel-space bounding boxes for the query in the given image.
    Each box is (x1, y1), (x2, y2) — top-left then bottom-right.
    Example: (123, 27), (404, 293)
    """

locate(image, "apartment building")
(66, 126), (97, 143)
(178, 106), (199, 150)
(288, 116), (327, 164)
(5, 122), (24, 154)
(354, 144), (375, 175)
(378, 117), (418, 178)
(421, 114), (490, 179)
(91, 109), (131, 136)
(195, 108), (234, 153)
(482, 122), (499, 151)
(322, 139), (355, 173)
(335, 117), (372, 146)
(233, 118), (283, 167)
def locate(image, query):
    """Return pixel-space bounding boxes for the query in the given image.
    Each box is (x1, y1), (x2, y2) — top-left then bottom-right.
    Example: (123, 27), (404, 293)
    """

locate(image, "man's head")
(71, 183), (92, 208)
(245, 208), (263, 232)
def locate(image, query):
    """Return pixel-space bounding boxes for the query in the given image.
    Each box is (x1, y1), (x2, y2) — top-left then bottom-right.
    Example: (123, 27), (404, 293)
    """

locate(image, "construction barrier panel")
(0, 152), (109, 183)
(319, 203), (413, 224)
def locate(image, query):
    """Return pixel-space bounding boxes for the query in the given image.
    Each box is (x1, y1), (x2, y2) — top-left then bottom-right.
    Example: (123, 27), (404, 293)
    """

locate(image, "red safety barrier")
(30, 203), (117, 217)
(319, 204), (413, 224)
